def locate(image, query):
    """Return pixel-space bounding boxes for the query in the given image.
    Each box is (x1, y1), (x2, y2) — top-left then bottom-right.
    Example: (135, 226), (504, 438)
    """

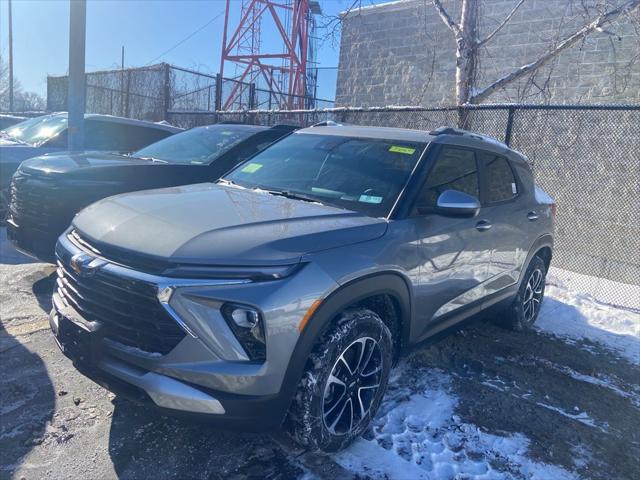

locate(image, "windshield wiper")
(135, 156), (168, 164)
(262, 189), (323, 204)
(218, 178), (246, 189)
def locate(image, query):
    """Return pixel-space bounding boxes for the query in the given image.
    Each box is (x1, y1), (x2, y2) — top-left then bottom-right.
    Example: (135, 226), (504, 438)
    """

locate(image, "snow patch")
(537, 272), (640, 364)
(333, 369), (577, 479)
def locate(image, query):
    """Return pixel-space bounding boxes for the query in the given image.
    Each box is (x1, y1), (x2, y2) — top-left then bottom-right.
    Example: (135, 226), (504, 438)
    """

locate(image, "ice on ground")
(537, 271), (640, 364)
(333, 369), (577, 480)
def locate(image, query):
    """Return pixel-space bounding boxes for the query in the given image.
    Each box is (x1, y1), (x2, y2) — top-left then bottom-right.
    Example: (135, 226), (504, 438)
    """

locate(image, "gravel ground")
(1, 229), (638, 479)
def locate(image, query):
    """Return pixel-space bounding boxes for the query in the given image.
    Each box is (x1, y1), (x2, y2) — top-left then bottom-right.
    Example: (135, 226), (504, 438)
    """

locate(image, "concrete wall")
(336, 0), (640, 106)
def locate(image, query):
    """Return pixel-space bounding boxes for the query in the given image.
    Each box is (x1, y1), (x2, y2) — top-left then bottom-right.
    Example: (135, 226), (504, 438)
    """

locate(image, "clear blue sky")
(0, 0), (383, 101)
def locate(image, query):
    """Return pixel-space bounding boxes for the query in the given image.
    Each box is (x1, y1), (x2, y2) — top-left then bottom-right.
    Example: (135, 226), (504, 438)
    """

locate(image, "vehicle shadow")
(0, 289), (56, 477)
(32, 269), (56, 314)
(0, 227), (37, 265)
(107, 399), (305, 479)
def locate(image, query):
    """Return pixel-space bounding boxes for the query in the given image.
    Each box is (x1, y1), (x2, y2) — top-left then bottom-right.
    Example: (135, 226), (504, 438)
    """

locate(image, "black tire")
(287, 308), (393, 452)
(500, 255), (547, 331)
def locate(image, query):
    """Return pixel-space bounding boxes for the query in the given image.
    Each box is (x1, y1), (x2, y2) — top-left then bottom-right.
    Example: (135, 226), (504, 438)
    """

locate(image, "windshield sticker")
(221, 131), (234, 136)
(389, 145), (416, 155)
(241, 163), (263, 173)
(359, 194), (383, 204)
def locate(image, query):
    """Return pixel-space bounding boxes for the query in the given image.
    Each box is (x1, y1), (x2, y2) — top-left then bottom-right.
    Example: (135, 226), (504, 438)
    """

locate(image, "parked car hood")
(73, 184), (388, 266)
(19, 151), (151, 174)
(0, 143), (54, 163)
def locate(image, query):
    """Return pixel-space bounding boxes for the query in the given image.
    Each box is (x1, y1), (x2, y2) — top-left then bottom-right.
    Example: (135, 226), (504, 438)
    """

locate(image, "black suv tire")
(288, 308), (393, 452)
(501, 255), (547, 331)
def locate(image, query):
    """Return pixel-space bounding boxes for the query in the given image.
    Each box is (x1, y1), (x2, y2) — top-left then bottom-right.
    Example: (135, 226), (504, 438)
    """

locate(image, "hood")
(0, 143), (46, 163)
(19, 151), (150, 175)
(73, 184), (388, 266)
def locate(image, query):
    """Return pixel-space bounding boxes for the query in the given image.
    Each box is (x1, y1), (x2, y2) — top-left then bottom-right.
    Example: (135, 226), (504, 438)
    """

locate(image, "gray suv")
(50, 125), (555, 452)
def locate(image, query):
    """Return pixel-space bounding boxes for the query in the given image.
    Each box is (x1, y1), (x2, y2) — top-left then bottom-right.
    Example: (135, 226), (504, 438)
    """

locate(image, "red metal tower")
(219, 0), (319, 110)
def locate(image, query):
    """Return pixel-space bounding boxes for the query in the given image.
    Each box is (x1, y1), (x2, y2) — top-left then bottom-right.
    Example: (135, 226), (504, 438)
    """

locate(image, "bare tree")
(432, 0), (640, 106)
(0, 56), (45, 112)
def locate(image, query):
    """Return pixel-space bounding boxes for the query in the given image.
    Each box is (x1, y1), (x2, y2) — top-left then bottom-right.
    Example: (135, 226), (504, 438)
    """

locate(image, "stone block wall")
(336, 0), (640, 106)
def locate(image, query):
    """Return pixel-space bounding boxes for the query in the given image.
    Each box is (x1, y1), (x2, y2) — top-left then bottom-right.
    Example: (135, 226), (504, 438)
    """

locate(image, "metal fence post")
(46, 76), (53, 112)
(249, 83), (257, 110)
(504, 106), (516, 146)
(124, 69), (131, 118)
(163, 63), (171, 122)
(215, 74), (223, 111)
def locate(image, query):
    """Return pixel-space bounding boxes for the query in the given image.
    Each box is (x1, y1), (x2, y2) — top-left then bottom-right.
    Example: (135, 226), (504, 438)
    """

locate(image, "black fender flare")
(275, 272), (412, 422)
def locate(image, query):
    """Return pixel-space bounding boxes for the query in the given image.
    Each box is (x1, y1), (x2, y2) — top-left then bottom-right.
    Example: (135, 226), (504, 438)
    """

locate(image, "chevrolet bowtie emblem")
(69, 253), (105, 277)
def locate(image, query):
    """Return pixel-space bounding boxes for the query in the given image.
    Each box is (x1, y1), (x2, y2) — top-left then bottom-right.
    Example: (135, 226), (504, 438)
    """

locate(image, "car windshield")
(133, 125), (259, 165)
(224, 132), (426, 217)
(3, 114), (68, 147)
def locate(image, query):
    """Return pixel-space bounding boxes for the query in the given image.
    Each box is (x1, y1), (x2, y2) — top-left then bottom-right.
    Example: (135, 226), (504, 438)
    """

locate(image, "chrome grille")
(56, 258), (186, 355)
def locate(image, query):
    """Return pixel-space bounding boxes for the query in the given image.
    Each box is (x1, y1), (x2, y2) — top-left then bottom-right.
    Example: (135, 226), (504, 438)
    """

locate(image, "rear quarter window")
(480, 153), (518, 203)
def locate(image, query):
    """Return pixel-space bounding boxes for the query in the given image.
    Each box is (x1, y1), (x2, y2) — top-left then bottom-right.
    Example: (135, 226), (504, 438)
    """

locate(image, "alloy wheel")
(523, 268), (544, 323)
(322, 337), (383, 436)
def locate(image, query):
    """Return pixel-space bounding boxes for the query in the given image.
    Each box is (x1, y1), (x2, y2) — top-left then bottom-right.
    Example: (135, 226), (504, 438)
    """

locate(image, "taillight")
(550, 203), (557, 217)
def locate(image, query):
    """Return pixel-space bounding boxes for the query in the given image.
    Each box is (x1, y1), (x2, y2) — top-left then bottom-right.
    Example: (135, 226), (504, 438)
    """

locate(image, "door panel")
(478, 153), (531, 295)
(410, 146), (492, 338)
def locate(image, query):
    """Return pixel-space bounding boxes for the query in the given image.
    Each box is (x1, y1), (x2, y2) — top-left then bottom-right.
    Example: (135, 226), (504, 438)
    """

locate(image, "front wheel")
(287, 308), (393, 452)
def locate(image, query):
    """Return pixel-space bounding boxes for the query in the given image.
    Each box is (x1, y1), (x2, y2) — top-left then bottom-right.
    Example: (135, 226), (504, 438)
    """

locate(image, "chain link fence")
(208, 104), (639, 310)
(46, 63), (335, 122)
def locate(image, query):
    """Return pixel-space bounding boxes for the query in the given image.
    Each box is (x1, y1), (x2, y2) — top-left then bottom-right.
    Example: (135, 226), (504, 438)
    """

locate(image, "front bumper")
(7, 216), (59, 262)
(50, 301), (291, 429)
(50, 230), (339, 427)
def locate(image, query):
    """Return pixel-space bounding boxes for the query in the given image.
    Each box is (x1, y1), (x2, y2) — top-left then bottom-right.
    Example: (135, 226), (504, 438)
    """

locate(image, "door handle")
(476, 220), (492, 232)
(527, 211), (539, 221)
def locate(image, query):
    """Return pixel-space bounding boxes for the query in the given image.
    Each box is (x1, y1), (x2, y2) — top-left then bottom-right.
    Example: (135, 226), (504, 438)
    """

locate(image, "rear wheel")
(500, 255), (547, 331)
(287, 308), (393, 452)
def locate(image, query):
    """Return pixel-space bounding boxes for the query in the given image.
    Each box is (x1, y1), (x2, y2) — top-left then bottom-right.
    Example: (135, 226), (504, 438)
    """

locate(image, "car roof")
(295, 123), (527, 163)
(45, 112), (182, 133)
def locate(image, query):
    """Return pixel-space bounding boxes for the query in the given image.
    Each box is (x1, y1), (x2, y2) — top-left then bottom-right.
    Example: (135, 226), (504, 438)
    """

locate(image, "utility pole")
(8, 0), (14, 111)
(67, 0), (87, 151)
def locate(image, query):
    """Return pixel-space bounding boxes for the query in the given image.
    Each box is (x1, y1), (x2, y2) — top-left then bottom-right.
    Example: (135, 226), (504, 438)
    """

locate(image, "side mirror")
(417, 189), (480, 217)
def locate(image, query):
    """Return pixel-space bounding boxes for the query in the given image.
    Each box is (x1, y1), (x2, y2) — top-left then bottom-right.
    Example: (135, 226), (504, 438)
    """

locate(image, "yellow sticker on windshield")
(389, 145), (416, 155)
(221, 131), (233, 136)
(241, 163), (263, 173)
